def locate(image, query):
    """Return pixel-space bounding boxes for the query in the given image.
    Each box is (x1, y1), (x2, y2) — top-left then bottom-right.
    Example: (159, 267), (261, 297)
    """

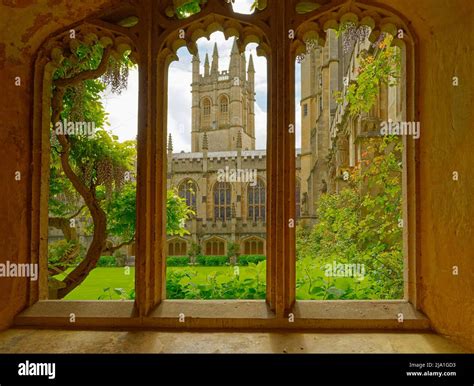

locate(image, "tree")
(49, 40), (193, 298)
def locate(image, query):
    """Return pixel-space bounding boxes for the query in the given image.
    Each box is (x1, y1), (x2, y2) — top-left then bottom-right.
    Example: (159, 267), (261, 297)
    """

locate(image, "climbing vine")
(335, 33), (401, 116)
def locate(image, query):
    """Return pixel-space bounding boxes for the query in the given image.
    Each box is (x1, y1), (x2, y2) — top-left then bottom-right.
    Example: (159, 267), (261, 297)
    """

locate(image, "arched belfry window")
(219, 95), (229, 127)
(202, 98), (211, 128)
(214, 182), (231, 221)
(248, 179), (266, 222)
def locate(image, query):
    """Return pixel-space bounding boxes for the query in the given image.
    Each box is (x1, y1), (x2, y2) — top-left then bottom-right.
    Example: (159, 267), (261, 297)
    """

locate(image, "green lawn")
(58, 266), (257, 300)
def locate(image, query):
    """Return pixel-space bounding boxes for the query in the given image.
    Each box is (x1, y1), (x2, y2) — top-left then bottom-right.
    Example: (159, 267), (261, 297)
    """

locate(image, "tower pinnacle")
(167, 133), (173, 153)
(211, 42), (219, 75)
(204, 53), (210, 76)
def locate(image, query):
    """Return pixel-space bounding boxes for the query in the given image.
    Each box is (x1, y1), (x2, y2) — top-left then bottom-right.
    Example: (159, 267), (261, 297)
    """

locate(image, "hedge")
(238, 255), (266, 266)
(97, 255), (116, 267)
(196, 255), (229, 266)
(167, 256), (191, 267)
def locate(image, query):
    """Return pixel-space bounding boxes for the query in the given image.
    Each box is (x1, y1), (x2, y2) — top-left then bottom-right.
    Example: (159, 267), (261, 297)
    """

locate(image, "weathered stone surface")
(0, 0), (472, 352)
(0, 329), (467, 353)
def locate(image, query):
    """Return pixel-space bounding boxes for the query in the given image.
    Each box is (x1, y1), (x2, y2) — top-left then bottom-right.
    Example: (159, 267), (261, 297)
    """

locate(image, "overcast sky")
(100, 0), (302, 151)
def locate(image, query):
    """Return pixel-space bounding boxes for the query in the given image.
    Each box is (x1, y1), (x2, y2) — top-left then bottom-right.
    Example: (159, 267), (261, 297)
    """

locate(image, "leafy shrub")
(226, 242), (240, 265)
(187, 242), (201, 260)
(238, 255), (266, 266)
(165, 261), (266, 300)
(48, 239), (81, 276)
(296, 136), (404, 299)
(96, 255), (117, 267)
(196, 255), (229, 266)
(99, 287), (135, 300)
(167, 256), (190, 267)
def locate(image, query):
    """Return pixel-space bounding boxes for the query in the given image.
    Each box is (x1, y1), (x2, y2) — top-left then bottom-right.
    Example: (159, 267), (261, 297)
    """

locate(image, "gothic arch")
(241, 236), (265, 255)
(167, 237), (189, 257)
(213, 181), (232, 221)
(201, 97), (212, 128)
(32, 20), (139, 301)
(291, 1), (417, 58)
(178, 178), (198, 212)
(247, 177), (266, 222)
(218, 94), (230, 127)
(203, 236), (227, 256)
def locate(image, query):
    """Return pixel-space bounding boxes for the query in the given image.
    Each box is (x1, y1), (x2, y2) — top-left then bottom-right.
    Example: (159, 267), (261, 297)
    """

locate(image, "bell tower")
(191, 38), (256, 152)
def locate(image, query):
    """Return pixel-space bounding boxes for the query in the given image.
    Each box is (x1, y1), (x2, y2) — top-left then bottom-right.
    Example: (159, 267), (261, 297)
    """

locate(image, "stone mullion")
(266, 1), (297, 316)
(134, 0), (156, 316)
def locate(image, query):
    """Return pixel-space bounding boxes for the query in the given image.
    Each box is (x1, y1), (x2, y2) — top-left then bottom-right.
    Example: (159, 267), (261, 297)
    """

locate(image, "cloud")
(100, 68), (139, 141)
(232, 0), (255, 14)
(168, 64), (193, 152)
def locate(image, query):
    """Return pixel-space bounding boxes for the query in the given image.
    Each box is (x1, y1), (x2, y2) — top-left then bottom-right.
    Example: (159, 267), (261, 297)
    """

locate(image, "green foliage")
(187, 242), (201, 259)
(227, 241), (240, 258)
(105, 182), (136, 240)
(175, 0), (206, 19)
(167, 256), (191, 267)
(96, 255), (117, 267)
(238, 255), (266, 266)
(49, 39), (193, 288)
(334, 34), (401, 116)
(98, 287), (135, 300)
(48, 239), (81, 275)
(297, 136), (404, 299)
(167, 189), (195, 236)
(165, 261), (266, 300)
(196, 255), (229, 266)
(296, 256), (375, 300)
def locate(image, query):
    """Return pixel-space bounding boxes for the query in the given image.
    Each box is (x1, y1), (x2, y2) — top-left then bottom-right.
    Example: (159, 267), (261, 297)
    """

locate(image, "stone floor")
(0, 329), (468, 353)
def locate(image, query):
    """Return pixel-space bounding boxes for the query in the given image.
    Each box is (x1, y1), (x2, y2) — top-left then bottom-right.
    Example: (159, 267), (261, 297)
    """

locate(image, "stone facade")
(299, 29), (405, 221)
(166, 30), (405, 257)
(167, 38), (300, 257)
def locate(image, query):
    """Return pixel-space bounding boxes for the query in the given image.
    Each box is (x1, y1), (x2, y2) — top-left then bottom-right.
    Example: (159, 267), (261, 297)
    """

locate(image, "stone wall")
(0, 0), (472, 351)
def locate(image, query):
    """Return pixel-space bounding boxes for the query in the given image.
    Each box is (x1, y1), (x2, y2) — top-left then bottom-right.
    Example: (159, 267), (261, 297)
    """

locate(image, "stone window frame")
(242, 236), (265, 255)
(201, 97), (212, 128)
(218, 94), (229, 126)
(168, 238), (188, 257)
(178, 178), (198, 213)
(247, 178), (266, 222)
(213, 181), (232, 222)
(23, 0), (422, 329)
(204, 237), (226, 256)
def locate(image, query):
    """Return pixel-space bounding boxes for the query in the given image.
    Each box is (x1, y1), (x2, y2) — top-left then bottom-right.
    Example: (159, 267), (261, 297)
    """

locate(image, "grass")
(58, 266), (257, 300)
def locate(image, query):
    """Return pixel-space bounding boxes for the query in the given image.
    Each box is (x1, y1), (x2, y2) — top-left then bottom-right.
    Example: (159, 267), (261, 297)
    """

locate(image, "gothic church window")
(168, 239), (187, 256)
(178, 179), (197, 212)
(243, 237), (264, 255)
(248, 179), (266, 222)
(205, 238), (226, 256)
(219, 95), (229, 126)
(214, 182), (232, 221)
(202, 98), (211, 128)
